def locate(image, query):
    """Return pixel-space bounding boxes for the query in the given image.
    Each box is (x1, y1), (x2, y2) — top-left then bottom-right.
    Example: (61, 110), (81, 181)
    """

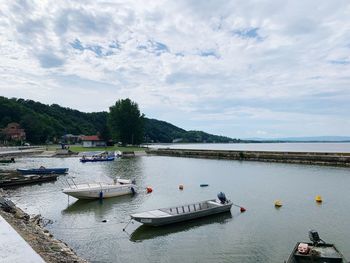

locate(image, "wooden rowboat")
(0, 174), (59, 187)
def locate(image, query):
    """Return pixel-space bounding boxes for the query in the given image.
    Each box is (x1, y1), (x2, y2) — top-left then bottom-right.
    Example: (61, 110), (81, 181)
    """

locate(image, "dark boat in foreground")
(286, 230), (347, 263)
(129, 192), (232, 227)
(17, 167), (68, 175)
(0, 158), (15, 164)
(0, 174), (59, 187)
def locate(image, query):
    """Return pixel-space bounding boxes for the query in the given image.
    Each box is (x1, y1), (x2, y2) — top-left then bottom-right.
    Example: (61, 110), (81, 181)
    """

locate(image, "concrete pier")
(0, 214), (46, 263)
(146, 148), (350, 167)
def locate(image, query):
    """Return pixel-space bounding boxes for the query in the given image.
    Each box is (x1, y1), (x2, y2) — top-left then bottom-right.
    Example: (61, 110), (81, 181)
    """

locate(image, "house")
(61, 134), (83, 144)
(1, 123), (26, 141)
(81, 135), (106, 148)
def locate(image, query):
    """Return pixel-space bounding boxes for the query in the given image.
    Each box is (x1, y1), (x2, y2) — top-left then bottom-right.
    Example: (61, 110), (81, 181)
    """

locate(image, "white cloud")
(1, 0), (350, 138)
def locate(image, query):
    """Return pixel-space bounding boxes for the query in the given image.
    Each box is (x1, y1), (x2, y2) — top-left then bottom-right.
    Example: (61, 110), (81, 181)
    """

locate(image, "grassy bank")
(68, 145), (146, 153)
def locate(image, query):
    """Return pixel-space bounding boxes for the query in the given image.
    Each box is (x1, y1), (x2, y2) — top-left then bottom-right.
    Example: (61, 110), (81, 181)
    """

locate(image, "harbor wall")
(146, 148), (350, 167)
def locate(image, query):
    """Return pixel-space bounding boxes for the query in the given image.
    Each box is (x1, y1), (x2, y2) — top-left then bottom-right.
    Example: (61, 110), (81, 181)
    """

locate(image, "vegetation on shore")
(68, 145), (146, 153)
(0, 96), (238, 145)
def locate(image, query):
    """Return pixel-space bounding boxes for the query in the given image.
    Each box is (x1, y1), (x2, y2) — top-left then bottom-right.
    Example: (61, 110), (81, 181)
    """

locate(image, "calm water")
(149, 142), (350, 152)
(3, 155), (350, 263)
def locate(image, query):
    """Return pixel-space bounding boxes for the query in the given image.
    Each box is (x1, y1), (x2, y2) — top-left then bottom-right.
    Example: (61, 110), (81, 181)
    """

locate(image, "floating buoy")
(315, 195), (323, 203)
(274, 200), (282, 207)
(179, 184), (184, 190)
(200, 184), (209, 187)
(240, 207), (246, 212)
(146, 187), (153, 193)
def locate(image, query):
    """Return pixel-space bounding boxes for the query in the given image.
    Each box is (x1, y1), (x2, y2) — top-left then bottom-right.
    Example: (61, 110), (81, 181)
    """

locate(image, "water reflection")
(129, 212), (232, 242)
(62, 195), (135, 215)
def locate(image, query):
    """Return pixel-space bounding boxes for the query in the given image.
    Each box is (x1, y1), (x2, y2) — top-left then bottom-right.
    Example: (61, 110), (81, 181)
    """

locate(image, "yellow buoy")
(274, 200), (282, 207)
(179, 184), (184, 190)
(315, 195), (323, 203)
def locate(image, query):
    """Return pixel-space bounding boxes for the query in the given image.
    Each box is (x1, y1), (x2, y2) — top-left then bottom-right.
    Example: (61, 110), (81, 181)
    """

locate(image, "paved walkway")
(0, 214), (46, 263)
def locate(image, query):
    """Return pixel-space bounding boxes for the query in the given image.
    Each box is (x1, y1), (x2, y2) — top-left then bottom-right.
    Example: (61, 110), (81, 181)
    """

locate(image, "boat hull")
(62, 184), (136, 199)
(0, 174), (59, 187)
(0, 159), (15, 164)
(17, 168), (68, 175)
(131, 200), (233, 226)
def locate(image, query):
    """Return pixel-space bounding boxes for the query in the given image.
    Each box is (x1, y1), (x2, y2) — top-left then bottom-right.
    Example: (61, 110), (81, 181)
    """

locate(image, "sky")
(1, 0), (350, 139)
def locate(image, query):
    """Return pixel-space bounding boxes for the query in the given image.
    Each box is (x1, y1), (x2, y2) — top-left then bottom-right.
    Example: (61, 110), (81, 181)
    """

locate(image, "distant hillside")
(0, 96), (236, 144)
(246, 136), (350, 142)
(144, 118), (239, 143)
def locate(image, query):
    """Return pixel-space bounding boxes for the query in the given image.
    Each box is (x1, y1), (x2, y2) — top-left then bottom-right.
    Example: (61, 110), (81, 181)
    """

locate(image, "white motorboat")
(62, 178), (136, 199)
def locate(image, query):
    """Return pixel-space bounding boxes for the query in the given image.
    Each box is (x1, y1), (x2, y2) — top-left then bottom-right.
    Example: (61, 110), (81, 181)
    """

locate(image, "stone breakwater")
(146, 148), (350, 167)
(0, 192), (88, 263)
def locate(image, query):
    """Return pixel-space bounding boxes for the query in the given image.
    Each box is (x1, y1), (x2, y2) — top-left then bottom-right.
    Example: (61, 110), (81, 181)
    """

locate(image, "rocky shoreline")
(0, 190), (88, 263)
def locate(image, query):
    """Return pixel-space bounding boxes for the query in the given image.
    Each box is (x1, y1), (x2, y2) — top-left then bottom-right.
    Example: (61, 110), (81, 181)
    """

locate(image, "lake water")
(3, 155), (350, 263)
(148, 142), (350, 153)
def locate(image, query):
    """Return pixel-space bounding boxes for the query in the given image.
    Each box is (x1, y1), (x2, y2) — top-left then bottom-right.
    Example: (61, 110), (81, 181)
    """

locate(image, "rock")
(14, 210), (29, 220)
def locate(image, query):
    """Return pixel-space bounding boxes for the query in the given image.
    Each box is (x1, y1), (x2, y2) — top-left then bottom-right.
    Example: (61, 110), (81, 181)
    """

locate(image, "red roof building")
(81, 135), (106, 147)
(1, 123), (26, 141)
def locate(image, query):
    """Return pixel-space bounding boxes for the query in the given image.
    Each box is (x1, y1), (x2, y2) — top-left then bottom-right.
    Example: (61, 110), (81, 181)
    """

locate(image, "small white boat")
(62, 178), (136, 199)
(129, 192), (233, 227)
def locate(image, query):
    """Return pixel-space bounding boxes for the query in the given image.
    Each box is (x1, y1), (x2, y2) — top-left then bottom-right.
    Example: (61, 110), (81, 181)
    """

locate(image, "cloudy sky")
(1, 0), (350, 139)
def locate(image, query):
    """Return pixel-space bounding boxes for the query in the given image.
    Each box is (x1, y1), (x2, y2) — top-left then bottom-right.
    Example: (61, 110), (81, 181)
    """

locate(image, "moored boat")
(80, 156), (115, 163)
(62, 178), (136, 199)
(286, 230), (347, 263)
(0, 174), (59, 187)
(130, 192), (233, 227)
(17, 167), (68, 175)
(0, 158), (15, 164)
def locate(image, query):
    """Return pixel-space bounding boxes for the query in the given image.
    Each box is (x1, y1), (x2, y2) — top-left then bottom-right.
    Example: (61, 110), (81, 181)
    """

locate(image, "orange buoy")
(315, 195), (322, 203)
(146, 187), (153, 193)
(179, 184), (184, 190)
(274, 200), (282, 207)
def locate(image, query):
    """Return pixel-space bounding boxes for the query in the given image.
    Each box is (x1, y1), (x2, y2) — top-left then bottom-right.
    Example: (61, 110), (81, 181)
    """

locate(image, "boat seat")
(207, 201), (221, 207)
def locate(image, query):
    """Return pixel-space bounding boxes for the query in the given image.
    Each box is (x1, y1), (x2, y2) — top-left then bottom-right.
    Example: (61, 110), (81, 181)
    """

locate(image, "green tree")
(108, 99), (144, 145)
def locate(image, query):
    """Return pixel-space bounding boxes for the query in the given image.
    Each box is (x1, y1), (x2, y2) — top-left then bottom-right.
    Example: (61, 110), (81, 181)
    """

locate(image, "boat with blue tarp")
(80, 156), (115, 163)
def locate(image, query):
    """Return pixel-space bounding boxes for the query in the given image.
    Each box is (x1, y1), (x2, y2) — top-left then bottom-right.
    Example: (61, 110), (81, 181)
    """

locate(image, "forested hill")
(144, 118), (238, 143)
(0, 96), (237, 144)
(0, 96), (108, 143)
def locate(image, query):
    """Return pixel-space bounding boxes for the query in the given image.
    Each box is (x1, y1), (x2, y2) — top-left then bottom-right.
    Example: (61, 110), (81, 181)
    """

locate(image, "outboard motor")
(217, 192), (227, 204)
(309, 230), (324, 246)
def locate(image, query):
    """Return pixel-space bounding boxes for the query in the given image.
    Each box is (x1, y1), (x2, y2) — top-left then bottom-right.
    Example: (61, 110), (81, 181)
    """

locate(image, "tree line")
(0, 96), (238, 145)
